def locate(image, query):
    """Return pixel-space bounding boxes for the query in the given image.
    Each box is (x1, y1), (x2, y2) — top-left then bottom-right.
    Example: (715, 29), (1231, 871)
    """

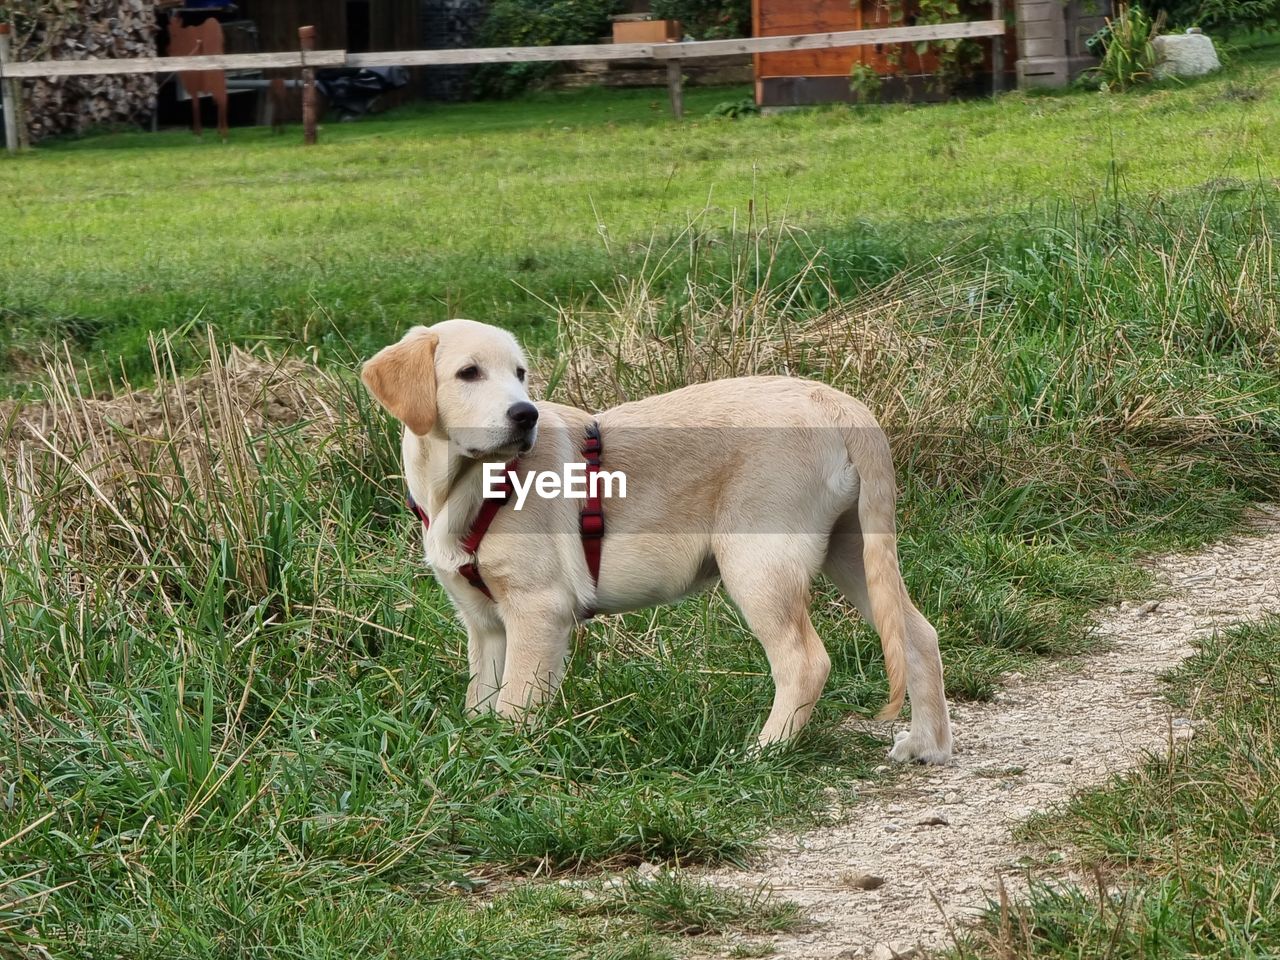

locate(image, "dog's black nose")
(507, 402), (539, 430)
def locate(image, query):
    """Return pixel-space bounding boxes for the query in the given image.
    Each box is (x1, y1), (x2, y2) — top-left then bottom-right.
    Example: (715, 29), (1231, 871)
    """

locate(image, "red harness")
(407, 423), (605, 609)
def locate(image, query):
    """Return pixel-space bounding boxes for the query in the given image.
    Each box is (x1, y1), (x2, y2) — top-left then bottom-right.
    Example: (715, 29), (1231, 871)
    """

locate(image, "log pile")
(6, 0), (158, 142)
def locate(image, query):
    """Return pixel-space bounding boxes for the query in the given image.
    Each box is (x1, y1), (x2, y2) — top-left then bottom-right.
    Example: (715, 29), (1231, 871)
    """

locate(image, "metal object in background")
(315, 66), (410, 120)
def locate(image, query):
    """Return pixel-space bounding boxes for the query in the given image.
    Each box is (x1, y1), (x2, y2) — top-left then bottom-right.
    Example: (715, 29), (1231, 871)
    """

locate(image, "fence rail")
(344, 22), (1004, 68)
(0, 19), (1007, 151)
(0, 49), (348, 79)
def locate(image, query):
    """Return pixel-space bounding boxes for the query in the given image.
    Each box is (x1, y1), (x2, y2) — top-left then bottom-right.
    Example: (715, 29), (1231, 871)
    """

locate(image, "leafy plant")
(706, 97), (760, 118)
(650, 0), (751, 39)
(849, 63), (884, 103)
(873, 0), (990, 96)
(471, 0), (622, 98)
(916, 0), (987, 93)
(1087, 3), (1164, 92)
(1144, 0), (1280, 30)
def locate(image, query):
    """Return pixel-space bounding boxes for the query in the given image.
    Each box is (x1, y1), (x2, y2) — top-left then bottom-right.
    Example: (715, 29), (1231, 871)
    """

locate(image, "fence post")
(0, 23), (18, 154)
(992, 0), (1005, 95)
(299, 25), (317, 145)
(666, 61), (683, 119)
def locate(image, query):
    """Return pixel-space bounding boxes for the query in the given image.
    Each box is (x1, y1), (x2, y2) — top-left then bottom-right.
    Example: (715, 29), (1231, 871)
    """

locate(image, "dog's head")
(361, 319), (537, 460)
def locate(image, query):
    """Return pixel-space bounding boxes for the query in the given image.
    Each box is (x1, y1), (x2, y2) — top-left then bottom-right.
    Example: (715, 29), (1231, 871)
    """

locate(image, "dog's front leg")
(494, 592), (575, 721)
(465, 614), (507, 714)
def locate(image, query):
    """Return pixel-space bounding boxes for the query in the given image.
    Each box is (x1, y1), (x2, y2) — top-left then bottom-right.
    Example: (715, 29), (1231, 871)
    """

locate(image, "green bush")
(471, 0), (622, 98)
(650, 0), (751, 39)
(849, 63), (884, 103)
(1145, 0), (1280, 31)
(706, 97), (759, 118)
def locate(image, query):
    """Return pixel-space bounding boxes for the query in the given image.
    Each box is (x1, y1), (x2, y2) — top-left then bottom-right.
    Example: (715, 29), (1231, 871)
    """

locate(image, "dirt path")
(703, 506), (1280, 959)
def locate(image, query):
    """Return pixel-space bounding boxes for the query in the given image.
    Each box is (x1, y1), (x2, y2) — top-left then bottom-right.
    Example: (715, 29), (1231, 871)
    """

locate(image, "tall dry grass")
(552, 208), (1279, 532)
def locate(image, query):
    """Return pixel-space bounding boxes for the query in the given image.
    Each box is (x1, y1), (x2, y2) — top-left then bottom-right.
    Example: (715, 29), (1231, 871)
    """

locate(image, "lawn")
(2, 43), (1280, 380)
(2, 44), (1280, 959)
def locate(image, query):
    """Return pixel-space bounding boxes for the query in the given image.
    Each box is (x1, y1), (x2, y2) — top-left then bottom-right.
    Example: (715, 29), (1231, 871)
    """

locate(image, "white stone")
(872, 945), (920, 960)
(1153, 31), (1221, 79)
(635, 862), (661, 881)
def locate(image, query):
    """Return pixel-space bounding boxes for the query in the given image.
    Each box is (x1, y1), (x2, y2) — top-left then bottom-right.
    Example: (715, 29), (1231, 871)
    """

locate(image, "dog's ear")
(361, 329), (440, 436)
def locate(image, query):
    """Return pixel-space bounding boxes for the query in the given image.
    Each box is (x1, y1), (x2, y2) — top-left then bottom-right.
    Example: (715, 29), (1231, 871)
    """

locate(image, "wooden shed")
(752, 0), (1016, 106)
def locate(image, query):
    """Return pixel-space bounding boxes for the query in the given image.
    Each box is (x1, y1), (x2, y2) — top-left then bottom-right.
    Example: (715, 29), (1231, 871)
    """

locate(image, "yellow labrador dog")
(362, 319), (952, 762)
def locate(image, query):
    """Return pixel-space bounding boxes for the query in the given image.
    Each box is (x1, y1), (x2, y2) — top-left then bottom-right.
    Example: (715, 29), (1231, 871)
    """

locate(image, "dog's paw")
(888, 729), (952, 765)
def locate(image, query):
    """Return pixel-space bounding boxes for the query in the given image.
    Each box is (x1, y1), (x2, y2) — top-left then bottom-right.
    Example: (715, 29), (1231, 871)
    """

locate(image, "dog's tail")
(848, 422), (908, 721)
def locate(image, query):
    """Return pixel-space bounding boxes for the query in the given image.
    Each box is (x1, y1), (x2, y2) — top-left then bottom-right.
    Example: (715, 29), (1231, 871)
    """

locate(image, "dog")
(362, 319), (952, 762)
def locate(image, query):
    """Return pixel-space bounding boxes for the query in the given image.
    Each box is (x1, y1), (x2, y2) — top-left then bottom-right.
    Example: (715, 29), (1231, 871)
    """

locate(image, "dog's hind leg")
(823, 513), (952, 763)
(717, 534), (832, 747)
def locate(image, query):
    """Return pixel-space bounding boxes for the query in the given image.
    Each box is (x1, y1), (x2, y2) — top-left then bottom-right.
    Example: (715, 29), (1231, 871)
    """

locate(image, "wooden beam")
(0, 49), (347, 79)
(300, 26), (318, 146)
(0, 24), (17, 154)
(992, 0), (1005, 94)
(666, 61), (683, 119)
(349, 23), (1003, 68)
(0, 21), (1008, 83)
(347, 42), (657, 67)
(653, 22), (1006, 59)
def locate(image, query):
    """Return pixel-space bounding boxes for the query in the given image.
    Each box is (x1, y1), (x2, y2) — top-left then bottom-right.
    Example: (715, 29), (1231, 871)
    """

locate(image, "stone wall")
(1016, 0), (1109, 88)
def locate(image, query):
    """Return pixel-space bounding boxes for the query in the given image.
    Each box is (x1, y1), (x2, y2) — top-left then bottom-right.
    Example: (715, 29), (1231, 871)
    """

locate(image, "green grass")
(955, 617), (1280, 958)
(3, 42), (1280, 382)
(2, 45), (1280, 960)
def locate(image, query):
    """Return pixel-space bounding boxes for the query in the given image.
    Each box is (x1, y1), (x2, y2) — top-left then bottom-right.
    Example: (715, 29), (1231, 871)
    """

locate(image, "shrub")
(849, 63), (884, 103)
(649, 0), (751, 39)
(1144, 0), (1280, 31)
(1086, 3), (1163, 92)
(471, 0), (622, 98)
(706, 97), (759, 118)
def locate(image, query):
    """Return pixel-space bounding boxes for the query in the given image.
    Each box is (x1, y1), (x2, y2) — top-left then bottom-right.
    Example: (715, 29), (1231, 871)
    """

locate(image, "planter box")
(612, 18), (681, 44)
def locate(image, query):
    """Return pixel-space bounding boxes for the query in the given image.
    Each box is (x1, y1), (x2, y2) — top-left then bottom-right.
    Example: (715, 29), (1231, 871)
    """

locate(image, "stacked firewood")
(6, 0), (158, 142)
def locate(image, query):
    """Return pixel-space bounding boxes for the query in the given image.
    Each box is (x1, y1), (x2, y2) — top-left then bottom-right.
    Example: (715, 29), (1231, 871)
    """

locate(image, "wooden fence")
(0, 17), (1006, 152)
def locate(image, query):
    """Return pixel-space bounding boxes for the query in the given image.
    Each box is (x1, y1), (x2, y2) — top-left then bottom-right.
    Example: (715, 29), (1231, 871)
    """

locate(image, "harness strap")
(456, 460), (517, 601)
(580, 422), (604, 592)
(407, 460), (516, 602)
(406, 492), (430, 529)
(405, 424), (605, 608)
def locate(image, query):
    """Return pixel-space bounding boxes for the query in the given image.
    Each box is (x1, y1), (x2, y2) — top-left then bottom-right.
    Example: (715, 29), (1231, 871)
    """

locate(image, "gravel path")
(703, 506), (1280, 959)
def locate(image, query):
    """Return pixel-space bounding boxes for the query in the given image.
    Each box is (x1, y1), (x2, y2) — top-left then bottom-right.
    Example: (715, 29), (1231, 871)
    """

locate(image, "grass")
(0, 340), (867, 957)
(954, 617), (1280, 958)
(2, 41), (1280, 382)
(2, 44), (1280, 959)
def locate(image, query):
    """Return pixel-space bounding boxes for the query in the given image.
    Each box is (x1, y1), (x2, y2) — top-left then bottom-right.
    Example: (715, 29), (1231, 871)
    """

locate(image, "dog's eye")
(456, 365), (481, 381)
(516, 367), (526, 382)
